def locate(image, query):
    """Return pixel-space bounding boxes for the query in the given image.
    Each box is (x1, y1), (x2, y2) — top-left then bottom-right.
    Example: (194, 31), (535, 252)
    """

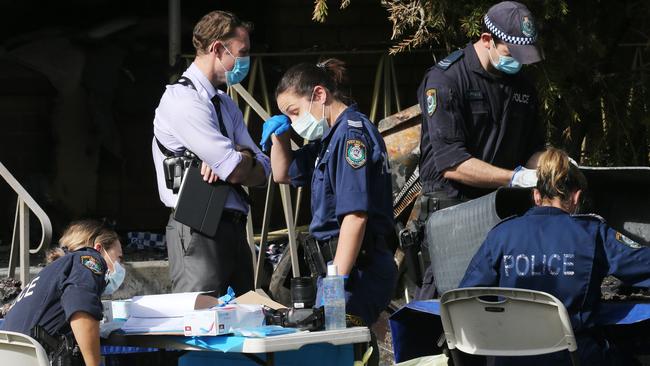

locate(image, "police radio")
(162, 150), (197, 194)
(157, 136), (198, 194)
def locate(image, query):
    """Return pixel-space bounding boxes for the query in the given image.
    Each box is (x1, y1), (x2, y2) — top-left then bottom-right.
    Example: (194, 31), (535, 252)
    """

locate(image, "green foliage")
(313, 0), (650, 166)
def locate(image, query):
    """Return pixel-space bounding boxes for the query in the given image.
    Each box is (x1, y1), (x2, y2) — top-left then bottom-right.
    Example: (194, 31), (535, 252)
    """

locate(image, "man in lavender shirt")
(152, 11), (270, 294)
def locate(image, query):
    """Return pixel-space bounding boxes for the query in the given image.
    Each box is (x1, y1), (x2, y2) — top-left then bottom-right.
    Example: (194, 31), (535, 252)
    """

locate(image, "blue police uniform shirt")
(1, 248), (107, 337)
(418, 44), (545, 199)
(460, 206), (650, 333)
(288, 104), (394, 241)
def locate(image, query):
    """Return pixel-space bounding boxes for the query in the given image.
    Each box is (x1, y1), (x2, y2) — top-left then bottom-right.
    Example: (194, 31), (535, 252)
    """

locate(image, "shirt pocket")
(313, 152), (331, 183)
(468, 99), (490, 128)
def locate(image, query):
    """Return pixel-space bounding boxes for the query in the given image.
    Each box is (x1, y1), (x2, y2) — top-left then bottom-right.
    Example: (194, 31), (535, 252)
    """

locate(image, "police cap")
(484, 1), (543, 64)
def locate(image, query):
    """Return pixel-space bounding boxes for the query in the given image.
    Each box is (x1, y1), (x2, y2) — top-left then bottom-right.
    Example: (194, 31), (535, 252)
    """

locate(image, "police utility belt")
(32, 325), (82, 366)
(303, 232), (383, 277)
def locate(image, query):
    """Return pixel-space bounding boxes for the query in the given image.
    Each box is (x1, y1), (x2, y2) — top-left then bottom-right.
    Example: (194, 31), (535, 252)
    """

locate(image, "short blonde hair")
(46, 220), (120, 263)
(192, 10), (253, 55)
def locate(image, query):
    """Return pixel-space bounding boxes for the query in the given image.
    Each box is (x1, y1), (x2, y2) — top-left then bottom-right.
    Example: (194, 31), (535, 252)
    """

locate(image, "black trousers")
(165, 213), (254, 294)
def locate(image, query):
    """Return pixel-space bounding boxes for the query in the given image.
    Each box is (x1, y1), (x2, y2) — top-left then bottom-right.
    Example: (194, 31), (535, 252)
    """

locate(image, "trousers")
(165, 212), (254, 294)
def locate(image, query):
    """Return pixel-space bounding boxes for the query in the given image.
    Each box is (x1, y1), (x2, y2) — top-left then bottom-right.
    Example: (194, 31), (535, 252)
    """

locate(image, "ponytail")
(46, 219), (120, 264)
(46, 247), (67, 264)
(536, 148), (587, 201)
(275, 58), (351, 104)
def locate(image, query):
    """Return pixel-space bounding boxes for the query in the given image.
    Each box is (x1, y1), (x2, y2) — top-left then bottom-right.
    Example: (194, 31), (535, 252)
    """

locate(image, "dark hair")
(192, 10), (254, 55)
(275, 58), (351, 104)
(46, 219), (120, 263)
(536, 148), (587, 202)
(480, 20), (501, 44)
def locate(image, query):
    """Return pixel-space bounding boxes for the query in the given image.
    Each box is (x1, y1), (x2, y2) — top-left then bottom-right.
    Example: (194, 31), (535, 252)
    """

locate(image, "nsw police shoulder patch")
(426, 88), (437, 116)
(345, 139), (367, 169)
(615, 232), (642, 249)
(81, 255), (104, 275)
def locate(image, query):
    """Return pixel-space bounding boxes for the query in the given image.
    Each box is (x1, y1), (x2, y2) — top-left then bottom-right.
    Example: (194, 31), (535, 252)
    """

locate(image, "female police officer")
(260, 59), (397, 331)
(2, 219), (124, 366)
(460, 148), (650, 365)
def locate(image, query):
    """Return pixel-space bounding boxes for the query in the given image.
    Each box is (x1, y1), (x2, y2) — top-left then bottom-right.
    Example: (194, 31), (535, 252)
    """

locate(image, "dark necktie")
(210, 94), (252, 206)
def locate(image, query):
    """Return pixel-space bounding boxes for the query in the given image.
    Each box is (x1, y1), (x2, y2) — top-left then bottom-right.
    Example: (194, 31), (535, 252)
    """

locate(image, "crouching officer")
(1, 220), (124, 366)
(261, 59), (397, 348)
(460, 148), (650, 365)
(413, 1), (547, 299)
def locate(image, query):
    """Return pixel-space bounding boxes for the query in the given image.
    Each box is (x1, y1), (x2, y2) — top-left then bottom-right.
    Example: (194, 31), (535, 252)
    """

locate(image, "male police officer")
(152, 11), (270, 294)
(415, 1), (545, 299)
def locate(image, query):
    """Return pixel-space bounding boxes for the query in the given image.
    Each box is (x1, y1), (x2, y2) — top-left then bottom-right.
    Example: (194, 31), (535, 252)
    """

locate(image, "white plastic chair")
(0, 330), (50, 366)
(439, 287), (579, 366)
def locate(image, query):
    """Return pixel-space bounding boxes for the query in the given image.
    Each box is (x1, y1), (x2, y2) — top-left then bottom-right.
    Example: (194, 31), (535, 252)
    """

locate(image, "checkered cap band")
(484, 14), (537, 45)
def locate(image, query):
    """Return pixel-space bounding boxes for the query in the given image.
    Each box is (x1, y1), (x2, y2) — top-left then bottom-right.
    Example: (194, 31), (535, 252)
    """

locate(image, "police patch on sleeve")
(615, 232), (642, 249)
(81, 255), (104, 275)
(426, 88), (437, 116)
(345, 139), (367, 169)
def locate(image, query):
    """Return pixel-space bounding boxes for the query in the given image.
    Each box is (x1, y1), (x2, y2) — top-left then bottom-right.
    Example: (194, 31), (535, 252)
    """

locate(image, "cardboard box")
(235, 289), (286, 310)
(183, 306), (237, 336)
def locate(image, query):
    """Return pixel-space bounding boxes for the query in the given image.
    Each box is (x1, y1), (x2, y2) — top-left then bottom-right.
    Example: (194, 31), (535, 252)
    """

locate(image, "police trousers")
(165, 211), (254, 294)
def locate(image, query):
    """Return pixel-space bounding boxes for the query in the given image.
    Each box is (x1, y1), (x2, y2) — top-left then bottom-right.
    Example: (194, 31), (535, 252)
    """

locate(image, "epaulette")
(572, 213), (606, 223)
(347, 119), (363, 129)
(436, 49), (464, 70)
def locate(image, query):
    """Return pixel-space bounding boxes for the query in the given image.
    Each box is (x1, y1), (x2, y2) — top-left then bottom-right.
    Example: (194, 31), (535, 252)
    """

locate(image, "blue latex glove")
(260, 115), (291, 152)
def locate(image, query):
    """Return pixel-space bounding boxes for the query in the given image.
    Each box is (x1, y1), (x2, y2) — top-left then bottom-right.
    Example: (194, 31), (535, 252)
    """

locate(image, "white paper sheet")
(129, 292), (204, 318)
(121, 316), (185, 334)
(119, 292), (221, 334)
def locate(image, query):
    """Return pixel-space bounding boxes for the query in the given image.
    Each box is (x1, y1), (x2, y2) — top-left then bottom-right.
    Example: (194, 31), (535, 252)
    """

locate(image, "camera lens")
(290, 277), (316, 309)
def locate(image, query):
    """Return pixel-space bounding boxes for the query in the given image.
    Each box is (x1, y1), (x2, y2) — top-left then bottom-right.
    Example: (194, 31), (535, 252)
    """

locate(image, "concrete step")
(1, 260), (172, 299)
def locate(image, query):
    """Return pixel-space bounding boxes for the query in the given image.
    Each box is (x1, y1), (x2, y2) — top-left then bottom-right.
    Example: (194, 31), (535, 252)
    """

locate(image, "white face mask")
(291, 90), (330, 141)
(102, 248), (125, 296)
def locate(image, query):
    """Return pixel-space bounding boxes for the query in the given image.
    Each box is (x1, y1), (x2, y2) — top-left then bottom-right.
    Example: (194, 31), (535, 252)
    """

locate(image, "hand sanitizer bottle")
(323, 264), (346, 330)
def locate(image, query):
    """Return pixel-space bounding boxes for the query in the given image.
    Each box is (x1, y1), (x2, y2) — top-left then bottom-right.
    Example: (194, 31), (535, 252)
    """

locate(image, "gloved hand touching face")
(510, 166), (538, 187)
(260, 115), (291, 152)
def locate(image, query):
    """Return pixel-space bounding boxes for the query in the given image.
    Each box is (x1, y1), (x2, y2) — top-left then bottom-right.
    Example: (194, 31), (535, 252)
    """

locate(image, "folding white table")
(103, 326), (371, 366)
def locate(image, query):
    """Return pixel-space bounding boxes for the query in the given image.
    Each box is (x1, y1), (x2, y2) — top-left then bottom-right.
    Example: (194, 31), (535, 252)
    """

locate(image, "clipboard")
(173, 164), (230, 237)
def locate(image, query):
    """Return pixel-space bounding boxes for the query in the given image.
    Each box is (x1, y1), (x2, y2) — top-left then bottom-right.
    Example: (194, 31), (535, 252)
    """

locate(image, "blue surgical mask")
(103, 248), (126, 296)
(291, 91), (330, 141)
(489, 40), (522, 75)
(218, 45), (250, 86)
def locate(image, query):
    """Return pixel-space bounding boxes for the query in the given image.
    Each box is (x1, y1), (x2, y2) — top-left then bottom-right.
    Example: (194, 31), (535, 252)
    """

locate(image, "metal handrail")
(0, 161), (52, 284)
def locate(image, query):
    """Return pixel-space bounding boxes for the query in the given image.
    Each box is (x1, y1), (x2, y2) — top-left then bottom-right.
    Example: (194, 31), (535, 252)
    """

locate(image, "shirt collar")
(185, 62), (219, 99)
(525, 205), (570, 217)
(466, 42), (510, 81)
(321, 103), (359, 142)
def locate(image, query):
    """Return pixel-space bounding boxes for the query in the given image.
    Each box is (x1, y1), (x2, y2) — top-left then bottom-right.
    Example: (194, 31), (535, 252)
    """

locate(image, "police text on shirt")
(503, 254), (575, 277)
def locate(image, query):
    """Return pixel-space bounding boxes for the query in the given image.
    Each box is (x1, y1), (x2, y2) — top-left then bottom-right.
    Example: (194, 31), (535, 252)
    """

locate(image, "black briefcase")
(173, 164), (229, 237)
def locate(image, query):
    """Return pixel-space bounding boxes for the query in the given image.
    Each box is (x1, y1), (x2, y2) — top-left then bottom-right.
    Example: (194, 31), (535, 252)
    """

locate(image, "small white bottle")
(323, 264), (346, 330)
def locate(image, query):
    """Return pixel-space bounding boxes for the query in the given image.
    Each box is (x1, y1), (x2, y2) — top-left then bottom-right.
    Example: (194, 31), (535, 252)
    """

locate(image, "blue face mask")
(489, 40), (522, 75)
(103, 248), (126, 296)
(291, 90), (330, 141)
(219, 45), (250, 85)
